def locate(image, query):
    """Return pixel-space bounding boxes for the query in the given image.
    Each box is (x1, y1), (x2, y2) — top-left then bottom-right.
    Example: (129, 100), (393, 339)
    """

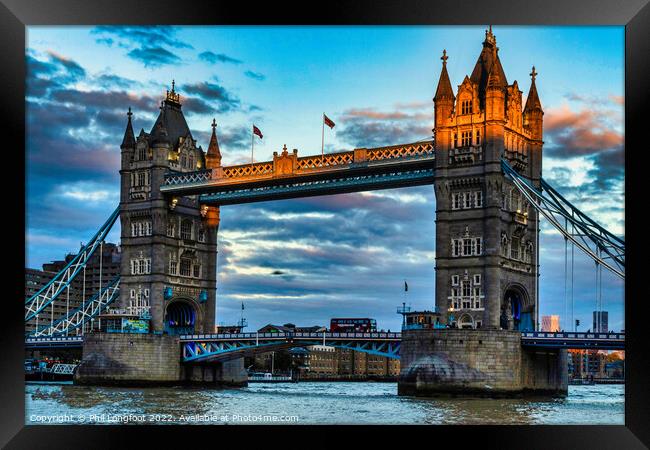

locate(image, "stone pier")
(398, 329), (567, 397)
(74, 332), (247, 387)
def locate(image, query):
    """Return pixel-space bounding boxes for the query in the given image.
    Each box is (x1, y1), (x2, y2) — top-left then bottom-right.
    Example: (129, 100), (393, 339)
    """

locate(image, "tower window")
(451, 275), (459, 286)
(180, 258), (192, 277)
(181, 219), (193, 241)
(198, 227), (205, 243)
(474, 191), (483, 207)
(138, 146), (147, 161)
(167, 220), (176, 237)
(476, 130), (481, 145)
(461, 100), (473, 115)
(169, 253), (177, 275)
(473, 274), (481, 285)
(461, 131), (472, 146)
(452, 193), (462, 209)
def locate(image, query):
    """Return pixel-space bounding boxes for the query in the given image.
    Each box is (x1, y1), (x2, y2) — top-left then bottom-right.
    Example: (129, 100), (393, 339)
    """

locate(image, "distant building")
(593, 311), (609, 333)
(25, 243), (121, 335)
(541, 315), (560, 332)
(568, 349), (607, 379)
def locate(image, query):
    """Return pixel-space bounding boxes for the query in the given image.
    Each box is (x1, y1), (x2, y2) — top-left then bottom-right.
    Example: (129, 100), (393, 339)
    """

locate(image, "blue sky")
(25, 26), (624, 332)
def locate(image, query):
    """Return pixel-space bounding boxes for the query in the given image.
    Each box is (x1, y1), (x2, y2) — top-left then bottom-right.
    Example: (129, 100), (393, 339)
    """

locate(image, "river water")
(25, 382), (624, 425)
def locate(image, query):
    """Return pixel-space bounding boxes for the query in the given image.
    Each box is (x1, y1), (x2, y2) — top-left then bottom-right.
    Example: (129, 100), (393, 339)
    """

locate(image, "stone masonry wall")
(399, 329), (567, 397)
(74, 332), (181, 385)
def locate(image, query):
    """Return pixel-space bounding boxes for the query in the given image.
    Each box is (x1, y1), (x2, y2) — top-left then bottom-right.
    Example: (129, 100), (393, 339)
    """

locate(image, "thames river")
(25, 382), (624, 425)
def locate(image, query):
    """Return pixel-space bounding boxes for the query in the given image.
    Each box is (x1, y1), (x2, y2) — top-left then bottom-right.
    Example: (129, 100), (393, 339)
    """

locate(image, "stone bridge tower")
(432, 28), (544, 331)
(117, 83), (218, 334)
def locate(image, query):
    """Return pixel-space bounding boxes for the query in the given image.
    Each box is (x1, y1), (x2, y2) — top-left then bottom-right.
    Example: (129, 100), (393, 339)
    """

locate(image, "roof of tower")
(434, 49), (455, 101)
(524, 66), (543, 113)
(470, 27), (508, 94)
(120, 107), (136, 149)
(148, 81), (192, 148)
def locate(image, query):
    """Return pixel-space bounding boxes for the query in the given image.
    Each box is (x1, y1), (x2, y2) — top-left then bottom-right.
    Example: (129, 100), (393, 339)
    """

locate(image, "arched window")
(181, 219), (193, 240)
(188, 153), (194, 169)
(181, 154), (187, 168)
(138, 146), (147, 161)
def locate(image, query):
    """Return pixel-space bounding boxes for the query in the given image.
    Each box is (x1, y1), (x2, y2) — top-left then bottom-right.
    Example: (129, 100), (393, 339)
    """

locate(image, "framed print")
(2, 0), (648, 447)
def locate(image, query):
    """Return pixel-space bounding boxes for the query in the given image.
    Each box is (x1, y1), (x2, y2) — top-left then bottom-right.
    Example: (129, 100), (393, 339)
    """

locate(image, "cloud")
(338, 121), (432, 148)
(92, 26), (192, 50)
(544, 104), (623, 159)
(127, 47), (182, 68)
(26, 51), (87, 97)
(244, 70), (266, 81)
(198, 51), (242, 65)
(182, 81), (242, 113)
(336, 105), (433, 148)
(92, 26), (192, 68)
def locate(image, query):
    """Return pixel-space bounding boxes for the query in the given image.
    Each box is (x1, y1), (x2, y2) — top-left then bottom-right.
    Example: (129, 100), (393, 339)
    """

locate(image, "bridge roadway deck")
(24, 331), (625, 351)
(160, 142), (436, 205)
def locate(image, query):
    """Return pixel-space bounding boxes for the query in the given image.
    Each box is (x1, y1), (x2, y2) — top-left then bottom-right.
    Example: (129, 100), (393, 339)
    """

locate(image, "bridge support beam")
(182, 359), (248, 387)
(398, 329), (567, 397)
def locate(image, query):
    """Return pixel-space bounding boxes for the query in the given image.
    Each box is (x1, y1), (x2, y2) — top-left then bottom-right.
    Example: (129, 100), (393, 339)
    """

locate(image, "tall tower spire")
(524, 66), (543, 113)
(206, 118), (222, 168)
(434, 49), (455, 101)
(120, 107), (136, 149)
(524, 66), (544, 141)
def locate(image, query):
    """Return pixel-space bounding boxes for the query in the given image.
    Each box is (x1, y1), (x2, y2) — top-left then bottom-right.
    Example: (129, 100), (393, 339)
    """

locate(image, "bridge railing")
(162, 141), (435, 187)
(521, 331), (625, 340)
(179, 331), (402, 341)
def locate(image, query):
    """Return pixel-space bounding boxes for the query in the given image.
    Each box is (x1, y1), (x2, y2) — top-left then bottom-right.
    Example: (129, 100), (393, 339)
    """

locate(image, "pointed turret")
(524, 66), (544, 141)
(523, 66), (543, 113)
(434, 50), (455, 101)
(120, 107), (136, 149)
(434, 50), (455, 130)
(205, 119), (222, 169)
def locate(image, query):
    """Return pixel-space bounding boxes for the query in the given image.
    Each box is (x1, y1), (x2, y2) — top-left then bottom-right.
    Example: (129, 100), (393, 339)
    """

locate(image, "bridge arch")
(501, 283), (533, 332)
(164, 297), (202, 335)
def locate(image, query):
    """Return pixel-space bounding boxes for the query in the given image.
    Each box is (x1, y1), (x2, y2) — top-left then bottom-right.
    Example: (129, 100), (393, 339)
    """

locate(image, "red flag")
(253, 125), (263, 139)
(323, 114), (335, 129)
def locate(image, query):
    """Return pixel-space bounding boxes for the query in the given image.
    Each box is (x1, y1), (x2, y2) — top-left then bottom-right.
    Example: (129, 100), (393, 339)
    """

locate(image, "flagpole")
(251, 127), (254, 164)
(321, 113), (325, 166)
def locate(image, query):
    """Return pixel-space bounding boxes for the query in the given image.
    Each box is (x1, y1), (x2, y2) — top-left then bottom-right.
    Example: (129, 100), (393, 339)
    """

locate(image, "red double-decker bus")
(330, 318), (377, 333)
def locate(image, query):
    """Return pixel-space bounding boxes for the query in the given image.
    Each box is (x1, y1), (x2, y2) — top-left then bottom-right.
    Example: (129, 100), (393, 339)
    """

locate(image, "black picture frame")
(2, 0), (648, 447)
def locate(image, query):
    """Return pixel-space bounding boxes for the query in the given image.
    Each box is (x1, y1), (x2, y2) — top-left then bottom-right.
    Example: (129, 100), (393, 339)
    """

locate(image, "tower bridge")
(25, 27), (624, 396)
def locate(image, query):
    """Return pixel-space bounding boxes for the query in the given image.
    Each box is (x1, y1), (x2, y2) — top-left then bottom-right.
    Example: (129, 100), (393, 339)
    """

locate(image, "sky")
(25, 26), (625, 332)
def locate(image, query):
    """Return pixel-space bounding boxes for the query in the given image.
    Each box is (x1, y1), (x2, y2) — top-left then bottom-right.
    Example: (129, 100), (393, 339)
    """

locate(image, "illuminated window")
(461, 131), (472, 146)
(461, 100), (473, 115)
(476, 129), (481, 145)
